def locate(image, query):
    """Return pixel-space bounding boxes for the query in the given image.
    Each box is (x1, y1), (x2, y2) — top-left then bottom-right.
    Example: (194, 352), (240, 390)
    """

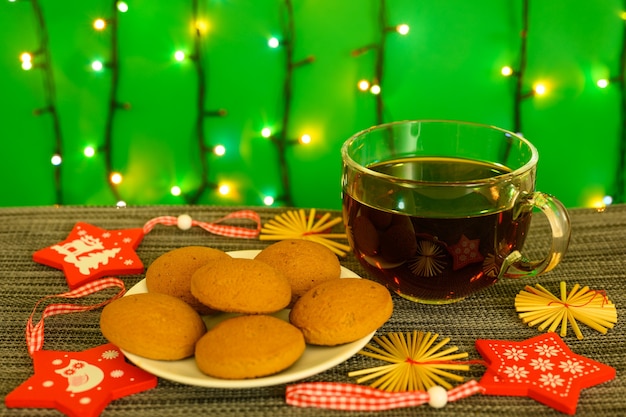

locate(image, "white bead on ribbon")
(285, 380), (485, 411)
(142, 210), (261, 239)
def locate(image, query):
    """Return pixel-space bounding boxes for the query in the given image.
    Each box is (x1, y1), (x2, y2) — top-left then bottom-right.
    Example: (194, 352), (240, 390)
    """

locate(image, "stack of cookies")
(100, 239), (393, 380)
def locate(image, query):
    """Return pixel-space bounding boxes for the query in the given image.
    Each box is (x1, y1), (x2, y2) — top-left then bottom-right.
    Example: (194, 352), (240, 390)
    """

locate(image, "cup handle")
(501, 191), (571, 279)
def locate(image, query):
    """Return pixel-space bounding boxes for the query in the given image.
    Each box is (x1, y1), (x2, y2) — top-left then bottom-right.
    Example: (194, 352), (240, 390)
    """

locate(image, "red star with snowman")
(5, 343), (157, 417)
(33, 222), (145, 289)
(476, 332), (615, 415)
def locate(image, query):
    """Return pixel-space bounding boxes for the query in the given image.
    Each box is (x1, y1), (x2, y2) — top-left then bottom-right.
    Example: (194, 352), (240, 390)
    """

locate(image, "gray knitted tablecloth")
(0, 204), (624, 416)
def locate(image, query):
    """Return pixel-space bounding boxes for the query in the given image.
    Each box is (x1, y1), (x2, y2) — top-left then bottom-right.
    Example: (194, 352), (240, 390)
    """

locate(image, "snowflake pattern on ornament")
(476, 333), (615, 415)
(448, 234), (484, 270)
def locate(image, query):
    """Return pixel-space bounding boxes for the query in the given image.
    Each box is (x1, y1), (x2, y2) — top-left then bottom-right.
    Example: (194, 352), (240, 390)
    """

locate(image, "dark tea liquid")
(343, 157), (533, 303)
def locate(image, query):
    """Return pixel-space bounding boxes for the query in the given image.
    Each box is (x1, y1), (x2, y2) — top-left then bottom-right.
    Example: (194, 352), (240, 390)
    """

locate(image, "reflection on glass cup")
(341, 120), (571, 304)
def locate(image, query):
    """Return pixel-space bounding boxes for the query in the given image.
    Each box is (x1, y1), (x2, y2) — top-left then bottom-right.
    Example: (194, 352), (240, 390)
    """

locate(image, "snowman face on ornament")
(54, 359), (104, 393)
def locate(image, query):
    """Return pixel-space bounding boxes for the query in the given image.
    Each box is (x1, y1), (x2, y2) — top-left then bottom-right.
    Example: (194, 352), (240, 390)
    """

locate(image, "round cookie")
(145, 246), (230, 314)
(289, 278), (393, 346)
(255, 239), (341, 305)
(195, 314), (305, 379)
(190, 257), (291, 314)
(100, 292), (206, 360)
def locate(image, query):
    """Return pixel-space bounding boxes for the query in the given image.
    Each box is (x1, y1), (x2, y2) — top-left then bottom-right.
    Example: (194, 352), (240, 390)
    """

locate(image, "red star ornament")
(5, 343), (157, 417)
(476, 332), (615, 415)
(33, 222), (145, 289)
(448, 234), (484, 270)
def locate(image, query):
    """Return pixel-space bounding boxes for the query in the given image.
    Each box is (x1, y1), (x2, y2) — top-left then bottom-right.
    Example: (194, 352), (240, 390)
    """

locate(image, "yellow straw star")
(259, 209), (350, 256)
(348, 331), (471, 392)
(515, 281), (617, 340)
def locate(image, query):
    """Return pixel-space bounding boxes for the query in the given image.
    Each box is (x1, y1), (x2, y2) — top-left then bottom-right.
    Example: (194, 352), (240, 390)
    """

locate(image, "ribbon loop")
(285, 380), (485, 411)
(26, 277), (126, 356)
(143, 210), (261, 239)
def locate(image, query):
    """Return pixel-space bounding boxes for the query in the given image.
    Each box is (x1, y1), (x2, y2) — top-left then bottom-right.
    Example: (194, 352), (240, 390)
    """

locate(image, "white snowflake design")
(102, 232), (111, 238)
(110, 369), (125, 378)
(123, 237), (133, 244)
(559, 359), (584, 374)
(535, 344), (560, 358)
(408, 241), (446, 277)
(124, 259), (134, 266)
(530, 357), (554, 371)
(504, 365), (529, 380)
(101, 349), (119, 360)
(539, 372), (565, 388)
(503, 347), (528, 362)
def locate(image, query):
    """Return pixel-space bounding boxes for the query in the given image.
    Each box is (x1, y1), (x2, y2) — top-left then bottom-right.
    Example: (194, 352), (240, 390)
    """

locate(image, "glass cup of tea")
(341, 120), (571, 304)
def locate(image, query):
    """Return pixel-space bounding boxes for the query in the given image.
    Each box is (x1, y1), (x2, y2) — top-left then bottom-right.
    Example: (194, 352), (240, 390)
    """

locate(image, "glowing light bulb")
(358, 80), (370, 91)
(370, 84), (381, 95)
(110, 172), (123, 184)
(218, 184), (230, 196)
(261, 127), (272, 138)
(92, 60), (104, 71)
(50, 154), (62, 166)
(501, 66), (514, 76)
(263, 196), (275, 206)
(300, 134), (311, 144)
(195, 20), (209, 34)
(93, 18), (106, 31)
(621, 11), (626, 20)
(84, 146), (96, 157)
(20, 52), (33, 70)
(597, 79), (609, 88)
(533, 83), (547, 96)
(268, 37), (280, 48)
(116, 200), (127, 208)
(589, 195), (613, 212)
(396, 24), (410, 35)
(174, 50), (185, 61)
(171, 186), (182, 196)
(117, 1), (128, 12)
(214, 144), (226, 156)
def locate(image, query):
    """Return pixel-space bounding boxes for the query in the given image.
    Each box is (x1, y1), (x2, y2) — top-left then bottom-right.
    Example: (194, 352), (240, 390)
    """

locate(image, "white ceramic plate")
(122, 249), (374, 388)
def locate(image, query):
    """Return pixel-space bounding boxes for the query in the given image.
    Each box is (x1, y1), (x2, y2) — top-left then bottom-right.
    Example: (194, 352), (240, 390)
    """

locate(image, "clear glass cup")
(341, 120), (571, 304)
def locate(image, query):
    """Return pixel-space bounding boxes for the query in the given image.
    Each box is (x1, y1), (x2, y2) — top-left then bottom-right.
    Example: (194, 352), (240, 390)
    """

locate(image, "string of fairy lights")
(499, 0), (623, 208)
(11, 0), (625, 209)
(352, 0), (410, 125)
(98, 1), (129, 204)
(263, 0), (315, 207)
(18, 0), (64, 205)
(183, 0), (227, 205)
(608, 3), (626, 205)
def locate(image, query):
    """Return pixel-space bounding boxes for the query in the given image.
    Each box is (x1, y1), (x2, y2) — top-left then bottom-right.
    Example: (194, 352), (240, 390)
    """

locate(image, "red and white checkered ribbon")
(25, 277), (126, 356)
(142, 210), (261, 239)
(285, 380), (485, 411)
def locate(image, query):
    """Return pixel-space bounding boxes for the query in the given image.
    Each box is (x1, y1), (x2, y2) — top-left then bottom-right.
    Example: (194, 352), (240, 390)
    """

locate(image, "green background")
(1, 0), (622, 210)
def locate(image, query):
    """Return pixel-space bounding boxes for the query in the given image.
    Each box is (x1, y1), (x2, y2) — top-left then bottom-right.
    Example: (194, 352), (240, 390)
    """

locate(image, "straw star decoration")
(515, 282), (617, 340)
(259, 209), (350, 256)
(348, 331), (472, 392)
